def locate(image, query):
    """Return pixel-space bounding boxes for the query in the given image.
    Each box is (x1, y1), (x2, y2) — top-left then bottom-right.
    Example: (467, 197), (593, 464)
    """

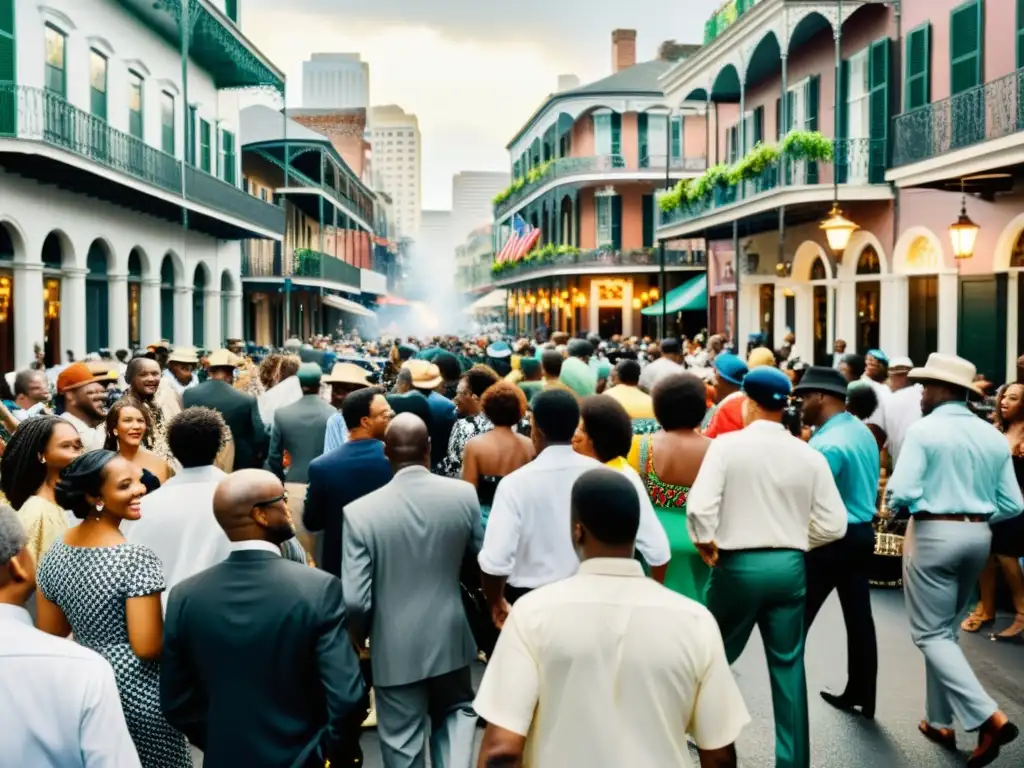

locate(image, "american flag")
(496, 214), (541, 264)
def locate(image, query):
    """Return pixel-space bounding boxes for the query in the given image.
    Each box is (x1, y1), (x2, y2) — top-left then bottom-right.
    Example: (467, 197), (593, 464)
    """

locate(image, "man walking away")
(343, 413), (482, 768)
(161, 470), (366, 768)
(475, 469), (748, 768)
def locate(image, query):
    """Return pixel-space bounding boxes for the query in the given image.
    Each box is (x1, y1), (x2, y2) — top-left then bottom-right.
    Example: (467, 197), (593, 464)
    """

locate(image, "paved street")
(358, 588), (1024, 767)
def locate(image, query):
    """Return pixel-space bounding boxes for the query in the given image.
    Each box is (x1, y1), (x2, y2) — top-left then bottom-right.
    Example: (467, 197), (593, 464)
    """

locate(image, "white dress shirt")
(59, 411), (106, 451)
(0, 604), (141, 767)
(638, 357), (685, 394)
(861, 376), (892, 433)
(474, 559), (750, 767)
(229, 539), (282, 556)
(125, 465), (230, 611)
(883, 385), (923, 465)
(257, 376), (302, 431)
(687, 421), (848, 551)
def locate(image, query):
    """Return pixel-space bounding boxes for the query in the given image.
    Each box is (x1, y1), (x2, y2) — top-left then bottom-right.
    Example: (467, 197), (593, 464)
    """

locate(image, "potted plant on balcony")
(781, 130), (833, 163)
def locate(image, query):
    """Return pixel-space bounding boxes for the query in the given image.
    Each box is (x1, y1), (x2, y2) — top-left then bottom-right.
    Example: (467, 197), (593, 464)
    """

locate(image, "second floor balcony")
(488, 245), (706, 287)
(242, 245), (361, 291)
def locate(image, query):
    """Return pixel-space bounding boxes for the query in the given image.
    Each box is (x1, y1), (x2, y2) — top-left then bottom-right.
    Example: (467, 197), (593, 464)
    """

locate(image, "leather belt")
(915, 512), (989, 523)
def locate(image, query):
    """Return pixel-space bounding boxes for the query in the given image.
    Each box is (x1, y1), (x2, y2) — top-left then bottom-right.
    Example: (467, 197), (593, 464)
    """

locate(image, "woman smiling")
(103, 399), (172, 493)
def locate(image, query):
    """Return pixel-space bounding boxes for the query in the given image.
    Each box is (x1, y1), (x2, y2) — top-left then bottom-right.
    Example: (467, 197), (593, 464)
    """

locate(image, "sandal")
(962, 612), (995, 633)
(991, 613), (1024, 643)
(919, 721), (957, 750)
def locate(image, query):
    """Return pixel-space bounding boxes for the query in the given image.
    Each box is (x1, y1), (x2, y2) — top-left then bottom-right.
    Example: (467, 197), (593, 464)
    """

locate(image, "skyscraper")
(302, 53), (370, 110)
(370, 105), (422, 238)
(451, 170), (510, 244)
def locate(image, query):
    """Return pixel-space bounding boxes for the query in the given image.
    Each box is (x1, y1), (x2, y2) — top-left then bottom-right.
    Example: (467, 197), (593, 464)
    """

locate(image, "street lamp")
(949, 188), (979, 260)
(820, 202), (859, 255)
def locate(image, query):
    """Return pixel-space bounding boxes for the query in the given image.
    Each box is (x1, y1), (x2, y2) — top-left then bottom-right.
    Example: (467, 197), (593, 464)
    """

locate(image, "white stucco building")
(0, 0), (284, 370)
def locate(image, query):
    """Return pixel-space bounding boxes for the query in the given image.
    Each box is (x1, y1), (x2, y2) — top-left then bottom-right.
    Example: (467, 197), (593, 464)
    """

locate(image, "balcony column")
(107, 272), (130, 353)
(835, 278), (857, 350)
(937, 270), (959, 355)
(13, 260), (44, 368)
(204, 289), (222, 349)
(780, 52), (788, 149)
(60, 267), (88, 360)
(774, 282), (789, 345)
(880, 275), (908, 358)
(826, 281), (837, 351)
(173, 285), (193, 347)
(140, 278), (162, 347)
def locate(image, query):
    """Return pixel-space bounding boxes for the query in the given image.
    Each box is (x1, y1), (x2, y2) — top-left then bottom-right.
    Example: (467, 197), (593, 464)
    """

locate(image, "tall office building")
(302, 53), (370, 110)
(451, 170), (510, 243)
(370, 105), (422, 238)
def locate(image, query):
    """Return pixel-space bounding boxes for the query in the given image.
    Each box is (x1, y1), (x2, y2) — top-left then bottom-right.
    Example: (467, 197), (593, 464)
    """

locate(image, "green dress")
(637, 435), (709, 603)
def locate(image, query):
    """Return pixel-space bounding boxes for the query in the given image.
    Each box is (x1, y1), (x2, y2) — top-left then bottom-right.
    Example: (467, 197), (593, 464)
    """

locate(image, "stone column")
(173, 285), (193, 347)
(880, 275), (909, 358)
(140, 278), (162, 346)
(204, 289), (222, 350)
(793, 284), (814, 362)
(107, 272), (129, 352)
(60, 267), (88, 360)
(835, 279), (857, 350)
(937, 270), (959, 355)
(227, 291), (243, 340)
(13, 260), (44, 368)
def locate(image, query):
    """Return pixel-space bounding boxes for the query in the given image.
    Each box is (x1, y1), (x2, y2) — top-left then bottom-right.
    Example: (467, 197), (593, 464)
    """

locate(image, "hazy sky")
(242, 0), (718, 210)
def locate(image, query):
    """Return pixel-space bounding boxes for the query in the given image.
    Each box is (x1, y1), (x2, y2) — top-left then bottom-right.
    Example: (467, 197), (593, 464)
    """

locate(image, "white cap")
(889, 356), (914, 371)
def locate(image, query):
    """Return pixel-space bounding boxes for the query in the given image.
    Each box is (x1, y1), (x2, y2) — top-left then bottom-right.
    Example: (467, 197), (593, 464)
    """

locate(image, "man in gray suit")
(266, 362), (336, 561)
(343, 413), (482, 768)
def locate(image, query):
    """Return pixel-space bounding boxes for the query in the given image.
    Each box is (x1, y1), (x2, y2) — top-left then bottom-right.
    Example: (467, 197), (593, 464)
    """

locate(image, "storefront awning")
(464, 289), (508, 314)
(641, 274), (707, 316)
(322, 294), (376, 318)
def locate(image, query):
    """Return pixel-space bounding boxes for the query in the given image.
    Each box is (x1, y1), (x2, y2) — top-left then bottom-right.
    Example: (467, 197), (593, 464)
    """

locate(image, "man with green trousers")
(686, 366), (848, 768)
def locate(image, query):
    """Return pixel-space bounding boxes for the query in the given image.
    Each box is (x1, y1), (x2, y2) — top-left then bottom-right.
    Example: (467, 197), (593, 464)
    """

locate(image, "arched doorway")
(0, 224), (16, 372)
(127, 249), (144, 349)
(85, 240), (110, 353)
(811, 256), (829, 366)
(220, 270), (233, 344)
(855, 246), (881, 352)
(192, 264), (208, 347)
(41, 232), (66, 365)
(160, 255), (175, 341)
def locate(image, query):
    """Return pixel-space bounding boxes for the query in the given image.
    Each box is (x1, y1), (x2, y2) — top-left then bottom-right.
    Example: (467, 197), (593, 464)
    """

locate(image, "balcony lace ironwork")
(490, 247), (706, 284)
(242, 245), (360, 288)
(892, 67), (1024, 167)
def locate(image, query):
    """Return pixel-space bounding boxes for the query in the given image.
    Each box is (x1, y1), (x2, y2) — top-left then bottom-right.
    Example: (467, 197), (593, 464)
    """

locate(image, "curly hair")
(0, 416), (74, 510)
(652, 372), (708, 431)
(103, 399), (152, 452)
(55, 450), (118, 520)
(168, 407), (226, 467)
(481, 381), (527, 427)
(464, 365), (500, 398)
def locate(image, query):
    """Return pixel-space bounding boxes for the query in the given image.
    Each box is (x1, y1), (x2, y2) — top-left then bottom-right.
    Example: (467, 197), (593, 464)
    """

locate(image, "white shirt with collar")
(125, 465), (231, 611)
(0, 603), (141, 767)
(884, 384), (923, 466)
(686, 420), (848, 551)
(229, 540), (283, 556)
(474, 558), (750, 767)
(638, 357), (684, 394)
(861, 375), (892, 432)
(57, 411), (106, 451)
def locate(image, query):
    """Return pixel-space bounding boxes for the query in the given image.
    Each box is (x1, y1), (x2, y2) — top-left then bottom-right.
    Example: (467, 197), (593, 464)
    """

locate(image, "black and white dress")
(38, 541), (192, 768)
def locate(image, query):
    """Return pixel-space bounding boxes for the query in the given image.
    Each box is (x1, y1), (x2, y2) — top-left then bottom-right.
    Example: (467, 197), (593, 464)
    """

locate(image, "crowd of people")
(0, 326), (1022, 768)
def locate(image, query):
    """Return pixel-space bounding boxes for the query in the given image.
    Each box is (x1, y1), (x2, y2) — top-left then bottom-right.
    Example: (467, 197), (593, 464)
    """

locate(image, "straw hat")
(206, 349), (242, 369)
(402, 359), (443, 390)
(167, 347), (200, 365)
(323, 362), (371, 387)
(908, 353), (983, 395)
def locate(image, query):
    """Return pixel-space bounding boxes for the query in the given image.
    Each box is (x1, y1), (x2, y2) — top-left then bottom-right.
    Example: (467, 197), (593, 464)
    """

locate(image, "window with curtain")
(44, 25), (65, 96)
(647, 114), (667, 165)
(128, 71), (144, 139)
(89, 50), (107, 119)
(847, 48), (870, 139)
(160, 92), (175, 155)
(594, 113), (612, 155)
(596, 194), (613, 247)
(200, 119), (211, 172)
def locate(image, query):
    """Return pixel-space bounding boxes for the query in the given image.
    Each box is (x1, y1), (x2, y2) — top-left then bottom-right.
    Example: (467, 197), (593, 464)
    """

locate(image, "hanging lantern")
(819, 202), (859, 257)
(948, 196), (979, 260)
(632, 298), (642, 310)
(649, 287), (659, 300)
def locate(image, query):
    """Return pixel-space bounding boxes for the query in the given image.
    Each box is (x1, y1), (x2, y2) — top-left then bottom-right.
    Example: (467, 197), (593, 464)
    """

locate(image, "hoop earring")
(39, 456), (46, 465)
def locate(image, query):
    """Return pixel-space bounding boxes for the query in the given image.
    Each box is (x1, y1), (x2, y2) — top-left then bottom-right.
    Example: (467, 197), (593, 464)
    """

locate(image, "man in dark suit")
(268, 363), (337, 561)
(343, 413), (483, 768)
(184, 349), (267, 470)
(304, 387), (394, 579)
(161, 469), (367, 768)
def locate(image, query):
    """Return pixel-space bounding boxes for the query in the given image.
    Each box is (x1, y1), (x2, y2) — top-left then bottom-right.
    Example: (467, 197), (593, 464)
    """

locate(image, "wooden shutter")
(950, 0), (982, 95)
(642, 194), (654, 248)
(611, 195), (622, 250)
(225, 0), (239, 23)
(222, 130), (236, 185)
(806, 75), (820, 182)
(671, 116), (682, 159)
(775, 96), (782, 140)
(753, 105), (764, 145)
(836, 59), (849, 183)
(1018, 0), (1024, 68)
(868, 38), (891, 183)
(186, 105), (196, 165)
(0, 0), (13, 135)
(200, 119), (211, 172)
(906, 24), (932, 110)
(611, 113), (622, 157)
(637, 112), (648, 166)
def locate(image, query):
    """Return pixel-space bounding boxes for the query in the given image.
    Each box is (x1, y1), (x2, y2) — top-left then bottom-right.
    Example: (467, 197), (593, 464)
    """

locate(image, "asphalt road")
(358, 588), (1024, 767)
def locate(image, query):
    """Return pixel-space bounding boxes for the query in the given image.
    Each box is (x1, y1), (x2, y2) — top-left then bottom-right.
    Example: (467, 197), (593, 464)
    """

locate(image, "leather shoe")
(968, 717), (1018, 768)
(820, 690), (875, 720)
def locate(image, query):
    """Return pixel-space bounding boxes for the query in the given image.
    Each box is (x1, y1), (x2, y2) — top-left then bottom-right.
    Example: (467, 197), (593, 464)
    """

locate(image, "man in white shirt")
(479, 389), (604, 627)
(55, 362), (109, 450)
(127, 406), (231, 609)
(638, 337), (685, 393)
(687, 366), (847, 768)
(0, 505), (141, 767)
(883, 356), (922, 466)
(476, 469), (748, 768)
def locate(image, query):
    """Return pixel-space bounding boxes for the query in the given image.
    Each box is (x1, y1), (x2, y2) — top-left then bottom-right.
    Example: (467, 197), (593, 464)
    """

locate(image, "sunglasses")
(253, 491), (288, 508)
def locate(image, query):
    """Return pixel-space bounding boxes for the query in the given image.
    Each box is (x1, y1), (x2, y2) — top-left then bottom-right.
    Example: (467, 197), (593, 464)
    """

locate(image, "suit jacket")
(267, 394), (336, 483)
(161, 549), (366, 768)
(183, 379), (267, 469)
(342, 466), (484, 687)
(304, 439), (393, 578)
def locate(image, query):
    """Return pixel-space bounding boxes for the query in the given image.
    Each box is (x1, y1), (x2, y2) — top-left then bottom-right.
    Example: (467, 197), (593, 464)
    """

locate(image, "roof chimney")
(612, 29), (637, 73)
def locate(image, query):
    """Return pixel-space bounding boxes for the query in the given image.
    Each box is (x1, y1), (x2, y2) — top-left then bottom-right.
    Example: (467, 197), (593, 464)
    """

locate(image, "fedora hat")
(324, 362), (371, 388)
(206, 349), (242, 369)
(908, 353), (983, 395)
(402, 359), (444, 390)
(167, 347), (199, 365)
(793, 365), (848, 399)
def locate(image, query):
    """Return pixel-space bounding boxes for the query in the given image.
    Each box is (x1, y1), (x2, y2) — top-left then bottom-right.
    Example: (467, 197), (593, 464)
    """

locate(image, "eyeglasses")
(253, 491), (288, 508)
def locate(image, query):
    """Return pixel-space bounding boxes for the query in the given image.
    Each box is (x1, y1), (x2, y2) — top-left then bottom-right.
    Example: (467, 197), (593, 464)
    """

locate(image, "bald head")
(213, 469), (293, 544)
(384, 412), (430, 470)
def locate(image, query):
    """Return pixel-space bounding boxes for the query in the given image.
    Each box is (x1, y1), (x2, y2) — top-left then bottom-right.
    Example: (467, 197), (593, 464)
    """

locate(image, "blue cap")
(487, 341), (512, 358)
(866, 349), (889, 365)
(742, 366), (792, 408)
(713, 352), (748, 386)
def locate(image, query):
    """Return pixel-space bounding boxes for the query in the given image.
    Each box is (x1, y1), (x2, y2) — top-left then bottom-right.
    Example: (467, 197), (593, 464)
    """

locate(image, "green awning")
(641, 274), (707, 315)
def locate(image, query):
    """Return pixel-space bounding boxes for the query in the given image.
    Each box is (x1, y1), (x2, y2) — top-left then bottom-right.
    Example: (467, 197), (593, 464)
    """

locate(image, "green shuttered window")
(160, 92), (174, 155)
(221, 129), (236, 185)
(186, 105), (196, 165)
(0, 0), (15, 135)
(200, 119), (211, 173)
(950, 0), (983, 96)
(128, 71), (143, 139)
(1018, 0), (1024, 68)
(44, 25), (65, 96)
(905, 23), (931, 110)
(90, 50), (107, 120)
(868, 38), (891, 181)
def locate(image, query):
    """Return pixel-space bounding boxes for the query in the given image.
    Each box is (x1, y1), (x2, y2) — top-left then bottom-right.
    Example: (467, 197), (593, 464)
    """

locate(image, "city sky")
(242, 0), (718, 210)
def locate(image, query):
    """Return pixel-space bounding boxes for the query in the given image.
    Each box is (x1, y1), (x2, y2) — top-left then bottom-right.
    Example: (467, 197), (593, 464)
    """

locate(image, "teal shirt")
(888, 401), (1024, 522)
(809, 412), (880, 524)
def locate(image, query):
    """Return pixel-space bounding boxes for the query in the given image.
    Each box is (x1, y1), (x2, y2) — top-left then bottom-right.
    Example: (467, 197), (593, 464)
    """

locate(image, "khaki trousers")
(284, 482), (318, 564)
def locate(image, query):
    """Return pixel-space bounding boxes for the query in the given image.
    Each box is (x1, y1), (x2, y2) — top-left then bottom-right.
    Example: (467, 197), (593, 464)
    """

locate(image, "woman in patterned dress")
(36, 450), (191, 768)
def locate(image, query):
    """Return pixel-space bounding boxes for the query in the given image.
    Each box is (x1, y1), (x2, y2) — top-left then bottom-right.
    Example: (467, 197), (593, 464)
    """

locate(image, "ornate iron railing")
(1, 85), (284, 233)
(495, 153), (707, 219)
(490, 247), (706, 284)
(241, 245), (361, 287)
(659, 138), (886, 229)
(891, 67), (1024, 167)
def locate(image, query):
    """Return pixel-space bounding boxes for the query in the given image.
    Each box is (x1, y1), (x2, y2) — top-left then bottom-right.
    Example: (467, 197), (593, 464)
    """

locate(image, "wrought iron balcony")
(494, 153), (707, 219)
(659, 137), (885, 229)
(490, 247), (706, 284)
(704, 0), (763, 45)
(0, 85), (284, 234)
(242, 244), (360, 288)
(891, 67), (1024, 168)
